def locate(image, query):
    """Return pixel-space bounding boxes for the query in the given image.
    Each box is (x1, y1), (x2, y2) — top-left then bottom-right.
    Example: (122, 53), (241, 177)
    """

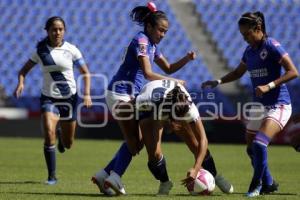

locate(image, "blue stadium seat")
(1, 0), (233, 114)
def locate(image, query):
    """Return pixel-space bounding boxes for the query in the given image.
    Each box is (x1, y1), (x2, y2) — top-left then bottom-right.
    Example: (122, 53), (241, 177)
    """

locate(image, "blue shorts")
(40, 94), (78, 121)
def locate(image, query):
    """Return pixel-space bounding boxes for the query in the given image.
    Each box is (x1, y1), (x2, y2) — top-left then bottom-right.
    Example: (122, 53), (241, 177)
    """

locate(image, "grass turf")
(0, 137), (299, 200)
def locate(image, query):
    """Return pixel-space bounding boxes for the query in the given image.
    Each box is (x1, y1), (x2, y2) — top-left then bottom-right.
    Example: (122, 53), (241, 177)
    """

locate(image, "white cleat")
(104, 171), (126, 195)
(91, 169), (115, 196)
(157, 180), (173, 195)
(215, 174), (234, 194)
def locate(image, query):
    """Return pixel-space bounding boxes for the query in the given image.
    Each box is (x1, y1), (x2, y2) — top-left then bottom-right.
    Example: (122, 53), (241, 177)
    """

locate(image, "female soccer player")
(202, 11), (298, 197)
(136, 79), (232, 195)
(14, 16), (92, 185)
(92, 2), (195, 195)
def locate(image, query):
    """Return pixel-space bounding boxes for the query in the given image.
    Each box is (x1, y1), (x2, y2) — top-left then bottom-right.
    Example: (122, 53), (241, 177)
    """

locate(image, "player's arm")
(255, 55), (299, 97)
(190, 119), (208, 174)
(154, 51), (196, 74)
(14, 60), (36, 98)
(79, 64), (92, 108)
(273, 55), (299, 86)
(181, 118), (208, 187)
(201, 62), (247, 89)
(139, 56), (185, 85)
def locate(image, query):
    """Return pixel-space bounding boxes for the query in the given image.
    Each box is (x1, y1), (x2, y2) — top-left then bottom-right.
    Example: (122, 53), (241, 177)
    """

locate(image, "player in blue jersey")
(14, 16), (92, 185)
(92, 2), (196, 196)
(202, 11), (299, 197)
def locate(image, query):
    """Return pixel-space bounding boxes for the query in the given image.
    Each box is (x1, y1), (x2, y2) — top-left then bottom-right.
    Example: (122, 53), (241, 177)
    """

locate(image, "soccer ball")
(187, 169), (215, 195)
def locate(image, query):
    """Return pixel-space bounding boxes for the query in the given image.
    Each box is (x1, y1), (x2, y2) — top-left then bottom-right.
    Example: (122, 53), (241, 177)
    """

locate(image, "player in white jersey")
(14, 16), (92, 185)
(135, 80), (232, 194)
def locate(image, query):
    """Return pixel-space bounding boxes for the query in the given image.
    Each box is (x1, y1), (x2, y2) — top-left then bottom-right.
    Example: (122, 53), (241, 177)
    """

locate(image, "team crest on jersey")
(63, 50), (72, 59)
(260, 48), (268, 60)
(139, 44), (147, 55)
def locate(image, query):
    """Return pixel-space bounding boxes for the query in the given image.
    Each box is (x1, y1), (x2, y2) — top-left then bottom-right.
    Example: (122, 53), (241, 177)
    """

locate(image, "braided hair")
(238, 11), (267, 37)
(163, 86), (191, 120)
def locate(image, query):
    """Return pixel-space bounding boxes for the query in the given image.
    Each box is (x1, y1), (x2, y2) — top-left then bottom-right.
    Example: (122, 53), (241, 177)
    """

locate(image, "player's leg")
(248, 105), (291, 197)
(60, 120), (76, 149)
(103, 101), (143, 195)
(97, 97), (142, 195)
(140, 118), (173, 195)
(56, 94), (78, 152)
(171, 121), (233, 193)
(247, 119), (280, 197)
(41, 111), (59, 185)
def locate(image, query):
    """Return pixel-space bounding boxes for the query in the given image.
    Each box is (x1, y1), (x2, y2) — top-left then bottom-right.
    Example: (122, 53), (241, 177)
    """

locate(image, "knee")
(126, 138), (144, 156)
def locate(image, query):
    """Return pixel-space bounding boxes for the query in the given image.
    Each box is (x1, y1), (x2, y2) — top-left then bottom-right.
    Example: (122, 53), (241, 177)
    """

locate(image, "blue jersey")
(242, 37), (290, 106)
(108, 31), (162, 96)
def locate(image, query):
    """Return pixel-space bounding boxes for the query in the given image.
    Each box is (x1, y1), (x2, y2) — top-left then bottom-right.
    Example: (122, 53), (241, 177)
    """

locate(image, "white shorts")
(105, 90), (132, 113)
(246, 104), (292, 134)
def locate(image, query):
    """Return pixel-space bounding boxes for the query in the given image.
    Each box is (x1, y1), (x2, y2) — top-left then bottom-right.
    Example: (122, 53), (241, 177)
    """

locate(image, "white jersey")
(136, 80), (200, 123)
(30, 41), (85, 98)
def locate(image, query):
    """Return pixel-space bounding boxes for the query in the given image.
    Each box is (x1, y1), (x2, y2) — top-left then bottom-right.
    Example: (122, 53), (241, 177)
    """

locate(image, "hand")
(83, 95), (92, 108)
(176, 79), (186, 86)
(201, 80), (219, 89)
(181, 168), (198, 188)
(14, 83), (24, 98)
(186, 51), (196, 61)
(255, 85), (270, 98)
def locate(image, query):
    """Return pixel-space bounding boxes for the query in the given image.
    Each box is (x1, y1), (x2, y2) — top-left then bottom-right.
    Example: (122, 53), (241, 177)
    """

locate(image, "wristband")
(267, 81), (276, 90)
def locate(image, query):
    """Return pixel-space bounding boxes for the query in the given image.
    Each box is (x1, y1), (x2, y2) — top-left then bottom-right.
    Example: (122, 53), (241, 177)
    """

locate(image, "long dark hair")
(36, 16), (66, 48)
(130, 2), (168, 31)
(238, 11), (267, 37)
(163, 86), (191, 119)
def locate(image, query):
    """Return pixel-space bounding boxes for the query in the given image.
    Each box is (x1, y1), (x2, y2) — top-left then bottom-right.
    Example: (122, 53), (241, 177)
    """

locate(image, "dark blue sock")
(111, 142), (132, 177)
(252, 132), (271, 183)
(202, 150), (217, 177)
(147, 155), (169, 182)
(104, 153), (117, 174)
(248, 143), (273, 185)
(262, 165), (273, 186)
(44, 145), (56, 179)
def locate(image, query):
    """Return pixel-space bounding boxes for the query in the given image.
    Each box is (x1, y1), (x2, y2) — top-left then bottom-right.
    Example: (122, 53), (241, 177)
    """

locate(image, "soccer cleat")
(104, 171), (126, 195)
(157, 180), (173, 195)
(45, 176), (57, 185)
(91, 169), (115, 196)
(246, 180), (262, 197)
(260, 180), (279, 194)
(215, 174), (234, 194)
(56, 126), (65, 153)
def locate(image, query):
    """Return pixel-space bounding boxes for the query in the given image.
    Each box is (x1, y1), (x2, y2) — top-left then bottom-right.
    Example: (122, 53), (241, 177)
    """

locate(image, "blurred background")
(0, 0), (299, 144)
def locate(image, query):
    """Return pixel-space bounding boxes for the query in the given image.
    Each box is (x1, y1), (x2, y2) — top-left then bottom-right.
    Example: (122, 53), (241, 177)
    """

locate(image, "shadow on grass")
(0, 181), (41, 185)
(228, 192), (297, 196)
(4, 192), (103, 197)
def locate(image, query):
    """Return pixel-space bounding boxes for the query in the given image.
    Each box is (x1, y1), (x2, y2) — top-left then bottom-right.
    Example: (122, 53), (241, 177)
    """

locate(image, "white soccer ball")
(187, 169), (215, 195)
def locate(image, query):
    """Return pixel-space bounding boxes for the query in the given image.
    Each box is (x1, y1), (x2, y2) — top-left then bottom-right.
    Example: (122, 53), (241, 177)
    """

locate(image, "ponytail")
(130, 2), (168, 28)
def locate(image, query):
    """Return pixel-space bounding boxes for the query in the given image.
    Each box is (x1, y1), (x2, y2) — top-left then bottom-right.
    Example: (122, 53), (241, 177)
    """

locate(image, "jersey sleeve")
(30, 51), (40, 64)
(134, 35), (150, 58)
(241, 46), (249, 64)
(72, 45), (86, 68)
(268, 38), (288, 63)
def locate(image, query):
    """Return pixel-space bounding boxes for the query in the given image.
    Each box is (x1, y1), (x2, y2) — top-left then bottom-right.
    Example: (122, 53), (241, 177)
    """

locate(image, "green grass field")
(0, 137), (299, 200)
